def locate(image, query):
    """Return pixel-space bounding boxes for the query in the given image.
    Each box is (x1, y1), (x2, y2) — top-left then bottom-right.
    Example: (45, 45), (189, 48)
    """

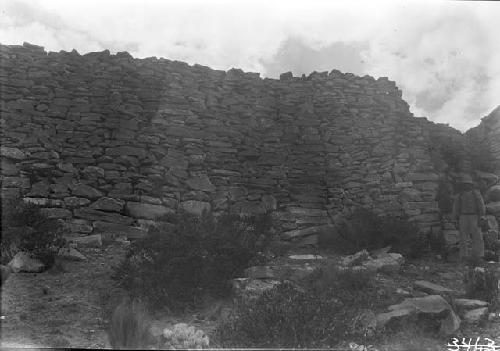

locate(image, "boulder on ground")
(463, 307), (488, 323)
(376, 294), (460, 335)
(414, 280), (454, 295)
(8, 252), (45, 273)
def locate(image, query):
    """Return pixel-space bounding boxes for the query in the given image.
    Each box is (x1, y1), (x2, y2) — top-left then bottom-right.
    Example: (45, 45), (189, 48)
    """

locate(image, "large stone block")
(486, 202), (500, 216)
(70, 183), (103, 199)
(180, 200), (211, 216)
(125, 202), (173, 220)
(90, 197), (125, 212)
(0, 146), (26, 160)
(186, 175), (216, 192)
(2, 176), (30, 188)
(74, 208), (134, 225)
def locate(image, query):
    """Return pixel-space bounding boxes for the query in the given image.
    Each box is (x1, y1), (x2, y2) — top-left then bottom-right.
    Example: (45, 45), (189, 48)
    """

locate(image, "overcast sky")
(1, 0), (499, 132)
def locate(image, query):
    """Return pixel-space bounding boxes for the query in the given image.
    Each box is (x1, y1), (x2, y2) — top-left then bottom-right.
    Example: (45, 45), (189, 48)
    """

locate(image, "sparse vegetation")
(107, 297), (153, 350)
(464, 265), (499, 307)
(0, 197), (66, 267)
(113, 209), (276, 311)
(213, 264), (389, 348)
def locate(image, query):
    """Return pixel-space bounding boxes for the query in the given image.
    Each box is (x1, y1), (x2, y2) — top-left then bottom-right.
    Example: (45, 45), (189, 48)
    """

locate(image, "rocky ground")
(1, 240), (499, 350)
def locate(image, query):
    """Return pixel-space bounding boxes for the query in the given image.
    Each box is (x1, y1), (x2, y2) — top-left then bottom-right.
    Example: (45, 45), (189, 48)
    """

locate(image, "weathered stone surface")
(3, 177), (30, 188)
(64, 196), (91, 208)
(486, 202), (500, 215)
(40, 208), (72, 219)
(23, 197), (62, 207)
(486, 185), (500, 203)
(186, 175), (216, 192)
(70, 183), (103, 199)
(377, 295), (460, 335)
(414, 280), (454, 295)
(65, 219), (93, 234)
(90, 197), (125, 212)
(93, 221), (147, 240)
(125, 202), (173, 219)
(58, 247), (87, 261)
(281, 225), (330, 240)
(1, 146), (26, 160)
(8, 252), (45, 273)
(68, 234), (102, 248)
(362, 253), (404, 274)
(74, 208), (134, 225)
(288, 254), (325, 260)
(180, 200), (211, 216)
(454, 298), (489, 309)
(463, 307), (488, 323)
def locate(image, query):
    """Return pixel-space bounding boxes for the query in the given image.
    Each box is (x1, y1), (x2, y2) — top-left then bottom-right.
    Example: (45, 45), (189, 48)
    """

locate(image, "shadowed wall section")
(1, 42), (466, 246)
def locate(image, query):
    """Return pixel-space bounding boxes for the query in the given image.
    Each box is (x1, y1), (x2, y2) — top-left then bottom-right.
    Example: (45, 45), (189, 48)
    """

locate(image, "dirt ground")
(1, 242), (499, 349)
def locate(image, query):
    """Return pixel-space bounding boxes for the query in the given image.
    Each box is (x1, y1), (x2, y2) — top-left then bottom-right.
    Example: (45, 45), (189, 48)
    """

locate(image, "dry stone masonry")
(1, 42), (498, 245)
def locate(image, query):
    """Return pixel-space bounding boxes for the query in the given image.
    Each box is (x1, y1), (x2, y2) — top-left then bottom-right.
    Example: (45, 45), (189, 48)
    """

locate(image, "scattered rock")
(376, 295), (460, 335)
(463, 307), (488, 323)
(57, 247), (87, 261)
(8, 252), (45, 273)
(453, 298), (489, 309)
(341, 249), (370, 266)
(288, 254), (325, 260)
(362, 253), (404, 274)
(161, 323), (209, 349)
(414, 280), (454, 295)
(68, 234), (102, 248)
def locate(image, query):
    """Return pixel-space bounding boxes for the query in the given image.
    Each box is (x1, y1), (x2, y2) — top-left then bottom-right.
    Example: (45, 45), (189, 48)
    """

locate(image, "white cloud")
(0, 0), (498, 131)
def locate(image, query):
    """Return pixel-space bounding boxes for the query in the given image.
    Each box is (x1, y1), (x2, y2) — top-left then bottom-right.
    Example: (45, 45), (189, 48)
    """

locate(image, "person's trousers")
(458, 214), (484, 259)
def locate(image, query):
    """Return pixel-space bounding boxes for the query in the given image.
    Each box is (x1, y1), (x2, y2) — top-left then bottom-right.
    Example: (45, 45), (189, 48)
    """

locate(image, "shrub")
(113, 210), (276, 311)
(334, 208), (426, 258)
(0, 197), (65, 267)
(107, 297), (153, 350)
(464, 266), (499, 306)
(213, 265), (384, 348)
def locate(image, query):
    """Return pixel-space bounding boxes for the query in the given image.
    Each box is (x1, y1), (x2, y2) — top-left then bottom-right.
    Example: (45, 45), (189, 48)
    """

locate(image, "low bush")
(464, 266), (499, 306)
(107, 297), (153, 350)
(213, 265), (385, 348)
(0, 197), (65, 267)
(113, 210), (276, 311)
(333, 208), (426, 258)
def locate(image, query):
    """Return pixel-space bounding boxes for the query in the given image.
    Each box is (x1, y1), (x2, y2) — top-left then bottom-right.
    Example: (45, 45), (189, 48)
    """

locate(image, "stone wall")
(1, 42), (455, 244)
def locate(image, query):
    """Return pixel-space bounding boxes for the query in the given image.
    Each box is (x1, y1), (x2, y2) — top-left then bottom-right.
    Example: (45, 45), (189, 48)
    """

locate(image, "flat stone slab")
(58, 247), (87, 261)
(464, 307), (488, 323)
(454, 298), (489, 309)
(67, 234), (102, 248)
(377, 295), (460, 335)
(288, 254), (325, 260)
(414, 280), (454, 295)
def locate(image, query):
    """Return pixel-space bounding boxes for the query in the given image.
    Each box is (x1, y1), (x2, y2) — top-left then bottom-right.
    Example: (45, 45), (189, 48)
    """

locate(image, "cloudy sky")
(1, 0), (499, 132)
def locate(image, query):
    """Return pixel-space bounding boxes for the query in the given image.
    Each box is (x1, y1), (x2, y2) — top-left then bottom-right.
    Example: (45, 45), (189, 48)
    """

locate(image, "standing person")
(452, 175), (486, 261)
